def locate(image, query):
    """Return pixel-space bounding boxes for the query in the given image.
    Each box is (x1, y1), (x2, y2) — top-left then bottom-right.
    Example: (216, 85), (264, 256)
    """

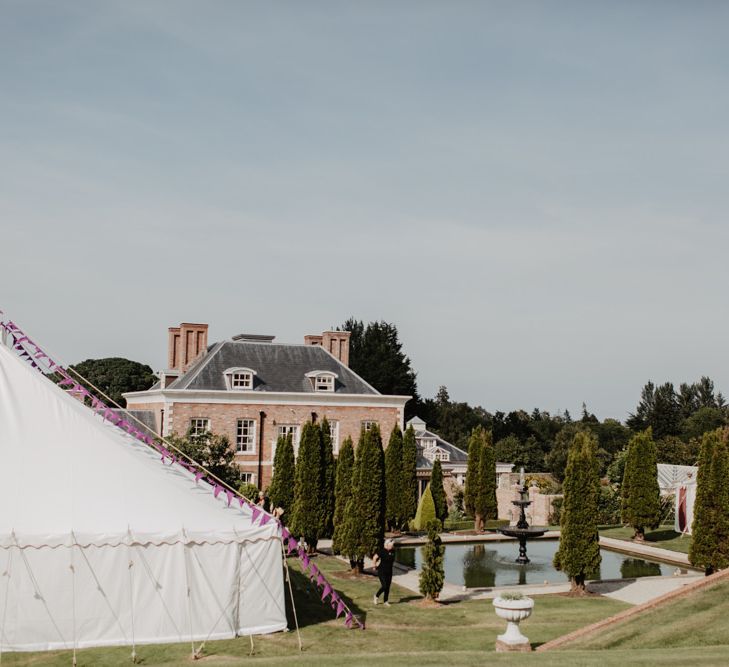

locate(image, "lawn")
(563, 576), (729, 652)
(599, 524), (692, 554)
(1, 553), (629, 666)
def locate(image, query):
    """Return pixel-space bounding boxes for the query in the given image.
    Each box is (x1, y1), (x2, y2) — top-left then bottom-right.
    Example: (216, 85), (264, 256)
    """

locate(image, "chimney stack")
(168, 323), (208, 373)
(306, 330), (351, 367)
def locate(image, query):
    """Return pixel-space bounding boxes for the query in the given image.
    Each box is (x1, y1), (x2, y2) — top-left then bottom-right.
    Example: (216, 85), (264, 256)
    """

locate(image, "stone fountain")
(498, 468), (547, 564)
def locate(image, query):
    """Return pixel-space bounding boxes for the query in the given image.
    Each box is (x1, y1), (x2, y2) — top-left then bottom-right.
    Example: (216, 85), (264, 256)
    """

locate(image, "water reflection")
(395, 539), (678, 588)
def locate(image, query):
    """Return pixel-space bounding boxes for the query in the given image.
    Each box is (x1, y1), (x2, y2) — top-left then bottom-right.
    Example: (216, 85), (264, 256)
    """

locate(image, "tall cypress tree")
(689, 429), (729, 574)
(401, 425), (419, 530)
(475, 429), (497, 528)
(620, 428), (661, 540)
(332, 436), (355, 554)
(290, 421), (322, 553)
(319, 418), (336, 538)
(464, 426), (484, 528)
(554, 430), (601, 593)
(341, 425), (386, 572)
(430, 459), (448, 524)
(419, 519), (445, 601)
(385, 426), (404, 530)
(269, 433), (295, 517)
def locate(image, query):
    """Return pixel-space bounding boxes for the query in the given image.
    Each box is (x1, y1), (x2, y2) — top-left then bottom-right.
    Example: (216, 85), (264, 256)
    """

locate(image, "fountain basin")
(498, 527), (548, 540)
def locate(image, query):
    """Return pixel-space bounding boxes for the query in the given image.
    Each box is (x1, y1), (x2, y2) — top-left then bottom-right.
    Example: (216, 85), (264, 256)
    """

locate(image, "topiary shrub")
(412, 484), (437, 532)
(238, 482), (259, 501)
(419, 519), (444, 601)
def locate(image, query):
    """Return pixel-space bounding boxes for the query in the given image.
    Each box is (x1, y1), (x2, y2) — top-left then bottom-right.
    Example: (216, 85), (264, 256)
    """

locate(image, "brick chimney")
(321, 331), (351, 367)
(168, 323), (208, 373)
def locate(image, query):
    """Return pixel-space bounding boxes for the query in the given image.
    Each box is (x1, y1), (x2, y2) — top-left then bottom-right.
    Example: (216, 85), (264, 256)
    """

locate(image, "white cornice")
(124, 388), (411, 409)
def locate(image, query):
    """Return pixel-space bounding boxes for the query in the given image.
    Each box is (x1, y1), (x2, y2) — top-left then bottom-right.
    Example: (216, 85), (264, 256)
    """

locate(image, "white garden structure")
(0, 342), (286, 653)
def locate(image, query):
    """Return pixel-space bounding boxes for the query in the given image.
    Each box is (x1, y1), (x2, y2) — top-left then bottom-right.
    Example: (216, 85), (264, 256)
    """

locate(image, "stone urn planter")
(492, 595), (534, 652)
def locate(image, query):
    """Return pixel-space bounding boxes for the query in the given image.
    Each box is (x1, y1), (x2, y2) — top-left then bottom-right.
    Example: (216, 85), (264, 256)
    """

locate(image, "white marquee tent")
(0, 342), (287, 652)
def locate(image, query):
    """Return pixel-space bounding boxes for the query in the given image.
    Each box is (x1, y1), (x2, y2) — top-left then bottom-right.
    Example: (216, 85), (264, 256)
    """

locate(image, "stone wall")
(497, 481), (561, 526)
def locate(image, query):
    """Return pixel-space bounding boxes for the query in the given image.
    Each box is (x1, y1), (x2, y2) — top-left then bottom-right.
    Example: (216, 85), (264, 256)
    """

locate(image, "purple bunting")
(300, 552), (310, 570)
(287, 538), (298, 554)
(321, 583), (332, 601)
(225, 490), (234, 506)
(336, 600), (345, 618)
(195, 471), (205, 483)
(316, 573), (326, 587)
(251, 506), (261, 523)
(213, 485), (222, 499)
(345, 613), (353, 628)
(259, 513), (271, 526)
(281, 527), (291, 541)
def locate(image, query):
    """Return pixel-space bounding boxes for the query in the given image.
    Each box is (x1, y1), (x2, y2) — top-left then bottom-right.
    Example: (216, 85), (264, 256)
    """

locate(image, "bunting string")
(0, 311), (363, 630)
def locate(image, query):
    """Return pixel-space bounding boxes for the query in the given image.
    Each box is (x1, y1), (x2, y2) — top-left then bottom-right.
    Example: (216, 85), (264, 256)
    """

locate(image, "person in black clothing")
(372, 539), (396, 606)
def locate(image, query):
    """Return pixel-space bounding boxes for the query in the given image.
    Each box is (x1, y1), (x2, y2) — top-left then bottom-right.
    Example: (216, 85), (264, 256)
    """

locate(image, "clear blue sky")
(2, 1), (728, 420)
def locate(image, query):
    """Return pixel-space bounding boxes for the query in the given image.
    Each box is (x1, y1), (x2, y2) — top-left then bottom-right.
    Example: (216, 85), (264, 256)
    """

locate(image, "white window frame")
(236, 418), (256, 454)
(239, 471), (256, 485)
(223, 367), (257, 390)
(305, 370), (337, 393)
(189, 418), (210, 436)
(277, 424), (300, 456)
(328, 420), (340, 454)
(361, 420), (378, 432)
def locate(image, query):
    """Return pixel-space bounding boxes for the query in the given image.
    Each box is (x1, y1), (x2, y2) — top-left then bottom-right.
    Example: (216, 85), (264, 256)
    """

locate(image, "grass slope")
(2, 554), (628, 666)
(563, 576), (729, 652)
(599, 524), (691, 554)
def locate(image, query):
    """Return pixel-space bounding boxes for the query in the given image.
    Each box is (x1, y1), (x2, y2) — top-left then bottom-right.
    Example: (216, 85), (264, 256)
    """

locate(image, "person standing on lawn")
(372, 539), (396, 606)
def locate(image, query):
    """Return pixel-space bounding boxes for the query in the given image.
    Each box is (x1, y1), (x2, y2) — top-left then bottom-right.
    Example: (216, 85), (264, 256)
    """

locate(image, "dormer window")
(224, 367), (257, 390)
(305, 371), (337, 393)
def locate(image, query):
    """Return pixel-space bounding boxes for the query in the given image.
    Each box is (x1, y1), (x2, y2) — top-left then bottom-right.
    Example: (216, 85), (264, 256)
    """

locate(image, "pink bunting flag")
(316, 573), (325, 587)
(251, 506), (261, 523)
(225, 490), (234, 507)
(259, 513), (271, 526)
(300, 552), (310, 570)
(281, 527), (291, 541)
(336, 599), (345, 618)
(321, 583), (332, 601)
(238, 497), (245, 508)
(345, 613), (353, 628)
(287, 538), (298, 554)
(58, 375), (76, 387)
(195, 471), (205, 483)
(213, 485), (222, 499)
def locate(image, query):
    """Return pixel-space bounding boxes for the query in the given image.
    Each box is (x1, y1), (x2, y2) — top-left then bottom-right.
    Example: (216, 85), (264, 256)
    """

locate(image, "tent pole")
(281, 541), (302, 652)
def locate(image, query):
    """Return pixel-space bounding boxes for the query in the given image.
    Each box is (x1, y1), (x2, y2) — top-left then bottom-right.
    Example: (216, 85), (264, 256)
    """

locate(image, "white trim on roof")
(124, 388), (410, 409)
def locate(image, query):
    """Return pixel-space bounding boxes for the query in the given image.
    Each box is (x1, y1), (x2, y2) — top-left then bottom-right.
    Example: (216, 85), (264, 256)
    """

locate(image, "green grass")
(599, 524), (692, 554)
(564, 576), (729, 652)
(1, 554), (629, 666)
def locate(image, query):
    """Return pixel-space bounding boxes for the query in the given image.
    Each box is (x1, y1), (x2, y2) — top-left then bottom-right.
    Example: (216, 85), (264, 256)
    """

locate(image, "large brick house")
(124, 323), (411, 488)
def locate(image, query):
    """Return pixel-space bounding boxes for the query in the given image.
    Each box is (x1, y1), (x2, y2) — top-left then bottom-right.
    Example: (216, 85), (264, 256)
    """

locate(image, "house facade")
(124, 323), (410, 488)
(409, 416), (514, 498)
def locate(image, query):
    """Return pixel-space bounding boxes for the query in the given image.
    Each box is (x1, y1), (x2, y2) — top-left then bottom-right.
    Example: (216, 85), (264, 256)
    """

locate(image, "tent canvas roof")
(0, 343), (277, 547)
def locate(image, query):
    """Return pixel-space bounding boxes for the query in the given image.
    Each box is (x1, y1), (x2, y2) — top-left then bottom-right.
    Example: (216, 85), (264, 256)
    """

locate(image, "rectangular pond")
(396, 539), (689, 588)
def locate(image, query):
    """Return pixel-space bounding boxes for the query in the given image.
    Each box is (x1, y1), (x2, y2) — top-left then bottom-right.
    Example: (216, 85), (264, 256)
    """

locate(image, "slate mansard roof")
(166, 340), (379, 395)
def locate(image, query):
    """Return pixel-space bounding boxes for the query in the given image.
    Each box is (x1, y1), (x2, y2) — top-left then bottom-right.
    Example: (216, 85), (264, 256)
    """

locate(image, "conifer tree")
(419, 520), (445, 601)
(290, 421), (322, 553)
(554, 430), (601, 593)
(332, 436), (355, 554)
(464, 426), (484, 528)
(475, 429), (497, 528)
(401, 425), (419, 529)
(268, 433), (295, 517)
(341, 426), (386, 572)
(689, 429), (729, 574)
(385, 425), (404, 530)
(430, 459), (448, 524)
(412, 483), (437, 530)
(620, 428), (661, 540)
(319, 418), (336, 538)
